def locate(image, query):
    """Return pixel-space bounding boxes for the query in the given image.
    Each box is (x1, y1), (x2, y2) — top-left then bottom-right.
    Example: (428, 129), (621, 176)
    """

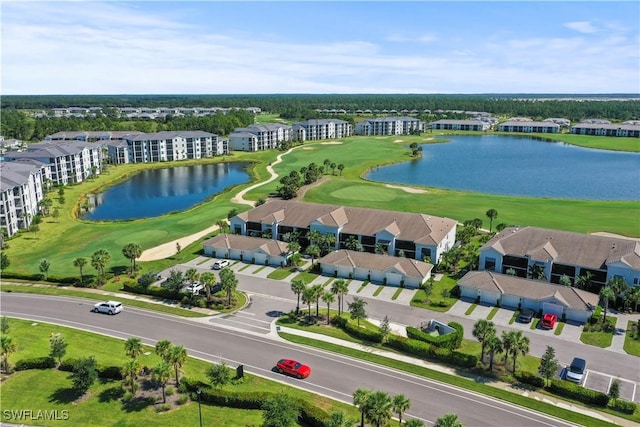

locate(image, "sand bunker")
(393, 139), (404, 143)
(321, 141), (343, 145)
(385, 184), (427, 194)
(302, 147), (314, 150)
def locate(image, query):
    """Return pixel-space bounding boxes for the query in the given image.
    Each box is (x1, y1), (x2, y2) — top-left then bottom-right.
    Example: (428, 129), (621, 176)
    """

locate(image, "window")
(484, 257), (496, 271)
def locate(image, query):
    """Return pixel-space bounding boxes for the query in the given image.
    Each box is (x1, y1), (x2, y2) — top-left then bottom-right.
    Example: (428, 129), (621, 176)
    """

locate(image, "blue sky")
(2, 1), (639, 94)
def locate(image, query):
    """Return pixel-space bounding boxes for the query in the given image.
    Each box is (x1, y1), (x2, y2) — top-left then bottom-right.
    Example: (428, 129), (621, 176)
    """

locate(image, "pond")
(365, 135), (640, 200)
(83, 162), (251, 221)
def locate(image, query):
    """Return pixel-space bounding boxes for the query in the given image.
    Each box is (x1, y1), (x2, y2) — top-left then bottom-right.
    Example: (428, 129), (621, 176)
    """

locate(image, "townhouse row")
(39, 106), (262, 119)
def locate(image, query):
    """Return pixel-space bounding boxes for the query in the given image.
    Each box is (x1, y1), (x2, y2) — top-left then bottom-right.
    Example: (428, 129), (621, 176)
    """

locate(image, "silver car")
(93, 301), (123, 315)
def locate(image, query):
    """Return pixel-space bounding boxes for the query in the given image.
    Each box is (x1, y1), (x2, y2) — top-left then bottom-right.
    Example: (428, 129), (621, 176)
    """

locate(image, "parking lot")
(581, 370), (639, 403)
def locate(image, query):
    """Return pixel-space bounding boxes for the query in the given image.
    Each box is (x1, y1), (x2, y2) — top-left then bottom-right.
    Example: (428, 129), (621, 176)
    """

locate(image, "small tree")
(49, 333), (68, 366)
(600, 286), (616, 325)
(1, 335), (17, 372)
(379, 315), (391, 344)
(175, 242), (181, 254)
(155, 339), (172, 363)
(484, 334), (502, 371)
(169, 345), (187, 386)
(559, 274), (572, 286)
(609, 379), (621, 401)
(472, 319), (496, 362)
(72, 356), (98, 394)
(122, 359), (141, 393)
(538, 346), (559, 387)
(262, 392), (300, 427)
(122, 243), (142, 275)
(39, 259), (51, 279)
(322, 291), (336, 324)
(353, 388), (371, 427)
(73, 257), (87, 285)
(206, 361), (232, 389)
(220, 267), (238, 306)
(391, 393), (411, 426)
(291, 279), (306, 314)
(0, 253), (9, 271)
(1, 317), (9, 335)
(348, 297), (367, 327)
(434, 413), (464, 427)
(485, 209), (498, 233)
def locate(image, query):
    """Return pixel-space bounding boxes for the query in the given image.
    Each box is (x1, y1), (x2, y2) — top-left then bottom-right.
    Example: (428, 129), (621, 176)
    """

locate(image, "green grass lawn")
(580, 317), (616, 348)
(1, 318), (358, 426)
(554, 321), (566, 336)
(487, 307), (499, 320)
(623, 321), (640, 356)
(465, 304), (478, 315)
(291, 271), (319, 285)
(266, 268), (295, 280)
(410, 275), (458, 312)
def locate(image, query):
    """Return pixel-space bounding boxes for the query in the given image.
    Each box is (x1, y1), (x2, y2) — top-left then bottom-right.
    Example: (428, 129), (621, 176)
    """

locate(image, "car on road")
(274, 358), (311, 379)
(541, 313), (558, 329)
(213, 259), (230, 270)
(517, 309), (535, 323)
(185, 281), (204, 294)
(566, 357), (587, 384)
(93, 301), (123, 315)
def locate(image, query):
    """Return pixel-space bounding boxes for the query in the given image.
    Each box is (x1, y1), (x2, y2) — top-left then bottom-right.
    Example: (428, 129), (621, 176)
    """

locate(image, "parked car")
(541, 313), (558, 329)
(93, 301), (123, 315)
(517, 309), (535, 323)
(274, 358), (311, 379)
(566, 357), (587, 384)
(185, 281), (204, 294)
(213, 259), (230, 270)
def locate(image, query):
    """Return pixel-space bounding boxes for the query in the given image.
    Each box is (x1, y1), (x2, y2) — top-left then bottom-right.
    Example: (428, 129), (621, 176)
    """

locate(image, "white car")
(213, 259), (230, 270)
(566, 357), (587, 384)
(185, 281), (205, 294)
(93, 301), (123, 315)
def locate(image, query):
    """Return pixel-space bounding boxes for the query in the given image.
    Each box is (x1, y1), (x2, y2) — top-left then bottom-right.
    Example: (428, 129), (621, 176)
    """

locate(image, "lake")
(83, 162), (251, 221)
(365, 135), (640, 200)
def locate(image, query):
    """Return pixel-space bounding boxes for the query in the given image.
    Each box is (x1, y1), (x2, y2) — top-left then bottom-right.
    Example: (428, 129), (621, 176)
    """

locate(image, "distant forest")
(1, 94), (639, 141)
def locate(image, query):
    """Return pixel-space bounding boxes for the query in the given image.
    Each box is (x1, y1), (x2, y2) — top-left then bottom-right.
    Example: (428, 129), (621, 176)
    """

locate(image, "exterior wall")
(607, 262), (640, 287)
(478, 290), (500, 305)
(498, 124), (559, 133)
(501, 294), (521, 309)
(459, 285), (478, 300)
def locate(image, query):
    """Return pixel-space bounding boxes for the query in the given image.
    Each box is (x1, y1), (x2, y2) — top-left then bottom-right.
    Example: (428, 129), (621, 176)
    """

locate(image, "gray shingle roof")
(203, 234), (289, 256)
(319, 250), (433, 279)
(0, 162), (43, 192)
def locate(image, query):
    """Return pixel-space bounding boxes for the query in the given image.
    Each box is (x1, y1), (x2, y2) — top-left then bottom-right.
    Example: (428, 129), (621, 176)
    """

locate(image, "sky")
(2, 1), (639, 95)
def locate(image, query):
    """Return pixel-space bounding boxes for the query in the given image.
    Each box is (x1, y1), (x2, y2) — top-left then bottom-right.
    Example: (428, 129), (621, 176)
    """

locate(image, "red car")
(275, 359), (311, 379)
(541, 313), (558, 329)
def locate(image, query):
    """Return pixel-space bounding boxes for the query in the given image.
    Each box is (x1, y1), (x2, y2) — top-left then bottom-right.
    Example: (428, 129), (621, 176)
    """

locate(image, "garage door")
(254, 253), (267, 265)
(370, 270), (385, 284)
(460, 286), (478, 300)
(354, 267), (369, 281)
(542, 302), (564, 318)
(502, 294), (520, 309)
(386, 273), (403, 286)
(479, 290), (500, 305)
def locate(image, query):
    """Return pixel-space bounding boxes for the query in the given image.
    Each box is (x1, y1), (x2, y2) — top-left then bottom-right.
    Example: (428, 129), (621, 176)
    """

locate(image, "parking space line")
(632, 383), (637, 402)
(582, 370), (589, 385)
(606, 376), (612, 393)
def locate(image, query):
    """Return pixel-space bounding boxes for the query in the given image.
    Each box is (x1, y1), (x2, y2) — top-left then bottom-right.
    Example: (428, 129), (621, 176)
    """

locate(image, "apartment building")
(354, 117), (424, 136)
(570, 122), (640, 137)
(228, 124), (293, 152)
(292, 119), (353, 141)
(498, 121), (560, 133)
(429, 119), (490, 131)
(229, 200), (457, 263)
(0, 162), (46, 237)
(109, 131), (226, 163)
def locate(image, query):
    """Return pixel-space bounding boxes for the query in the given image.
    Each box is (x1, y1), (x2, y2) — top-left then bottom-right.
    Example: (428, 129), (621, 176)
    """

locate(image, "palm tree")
(608, 276), (628, 298)
(168, 345), (187, 386)
(509, 331), (530, 373)
(337, 164), (344, 176)
(73, 257), (87, 285)
(124, 337), (143, 360)
(302, 286), (315, 323)
(91, 249), (111, 283)
(153, 362), (171, 403)
(291, 279), (306, 314)
(1, 335), (17, 372)
(220, 267), (238, 306)
(185, 268), (199, 285)
(322, 291), (335, 324)
(122, 359), (141, 393)
(501, 330), (516, 369)
(306, 245), (321, 266)
(375, 242), (387, 255)
(200, 272), (216, 302)
(39, 258), (51, 280)
(308, 229), (322, 247)
(155, 339), (172, 363)
(434, 413), (463, 427)
(527, 264), (546, 281)
(352, 388), (371, 427)
(364, 390), (392, 427)
(311, 284), (323, 317)
(122, 243), (142, 275)
(216, 219), (228, 234)
(404, 420), (425, 427)
(485, 209), (498, 232)
(472, 319), (496, 362)
(575, 271), (594, 291)
(331, 279), (349, 315)
(391, 394), (411, 426)
(600, 286), (616, 325)
(485, 334), (503, 371)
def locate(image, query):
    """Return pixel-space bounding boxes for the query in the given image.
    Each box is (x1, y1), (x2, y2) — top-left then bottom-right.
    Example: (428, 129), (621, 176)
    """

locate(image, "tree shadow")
(121, 396), (155, 412)
(98, 386), (125, 403)
(49, 387), (83, 404)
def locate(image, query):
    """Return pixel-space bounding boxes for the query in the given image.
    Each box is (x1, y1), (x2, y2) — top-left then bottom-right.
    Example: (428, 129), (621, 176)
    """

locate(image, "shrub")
(122, 392), (134, 402)
(297, 398), (330, 427)
(406, 322), (464, 350)
(99, 365), (123, 380)
(331, 316), (383, 343)
(14, 356), (56, 371)
(549, 380), (609, 407)
(155, 404), (171, 412)
(177, 395), (189, 405)
(609, 399), (637, 414)
(165, 386), (175, 396)
(515, 371), (545, 388)
(59, 358), (79, 372)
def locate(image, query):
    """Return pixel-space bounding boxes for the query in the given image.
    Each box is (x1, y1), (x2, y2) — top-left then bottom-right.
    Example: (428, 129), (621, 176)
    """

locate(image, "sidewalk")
(273, 322), (637, 427)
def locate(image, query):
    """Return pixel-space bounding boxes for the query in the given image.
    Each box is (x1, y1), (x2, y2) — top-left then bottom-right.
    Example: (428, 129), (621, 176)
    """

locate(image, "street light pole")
(197, 388), (203, 427)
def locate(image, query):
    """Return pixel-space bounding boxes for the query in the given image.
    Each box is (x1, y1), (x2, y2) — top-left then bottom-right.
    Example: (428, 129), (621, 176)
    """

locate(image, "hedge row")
(385, 335), (478, 368)
(549, 380), (609, 407)
(331, 316), (383, 343)
(122, 283), (180, 300)
(15, 356), (56, 370)
(610, 399), (637, 414)
(405, 321), (463, 350)
(180, 378), (329, 427)
(58, 358), (123, 380)
(1, 272), (77, 284)
(514, 371), (545, 388)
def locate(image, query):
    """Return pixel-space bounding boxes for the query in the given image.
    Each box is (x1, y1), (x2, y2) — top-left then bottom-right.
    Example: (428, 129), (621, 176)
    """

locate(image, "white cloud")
(564, 21), (599, 34)
(1, 2), (638, 94)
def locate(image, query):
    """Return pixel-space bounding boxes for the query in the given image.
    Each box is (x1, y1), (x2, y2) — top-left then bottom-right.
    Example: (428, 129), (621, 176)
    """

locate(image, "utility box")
(236, 364), (244, 379)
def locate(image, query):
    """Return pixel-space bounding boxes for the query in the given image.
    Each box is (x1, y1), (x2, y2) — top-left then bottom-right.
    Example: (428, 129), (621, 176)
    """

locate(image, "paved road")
(3, 293), (579, 427)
